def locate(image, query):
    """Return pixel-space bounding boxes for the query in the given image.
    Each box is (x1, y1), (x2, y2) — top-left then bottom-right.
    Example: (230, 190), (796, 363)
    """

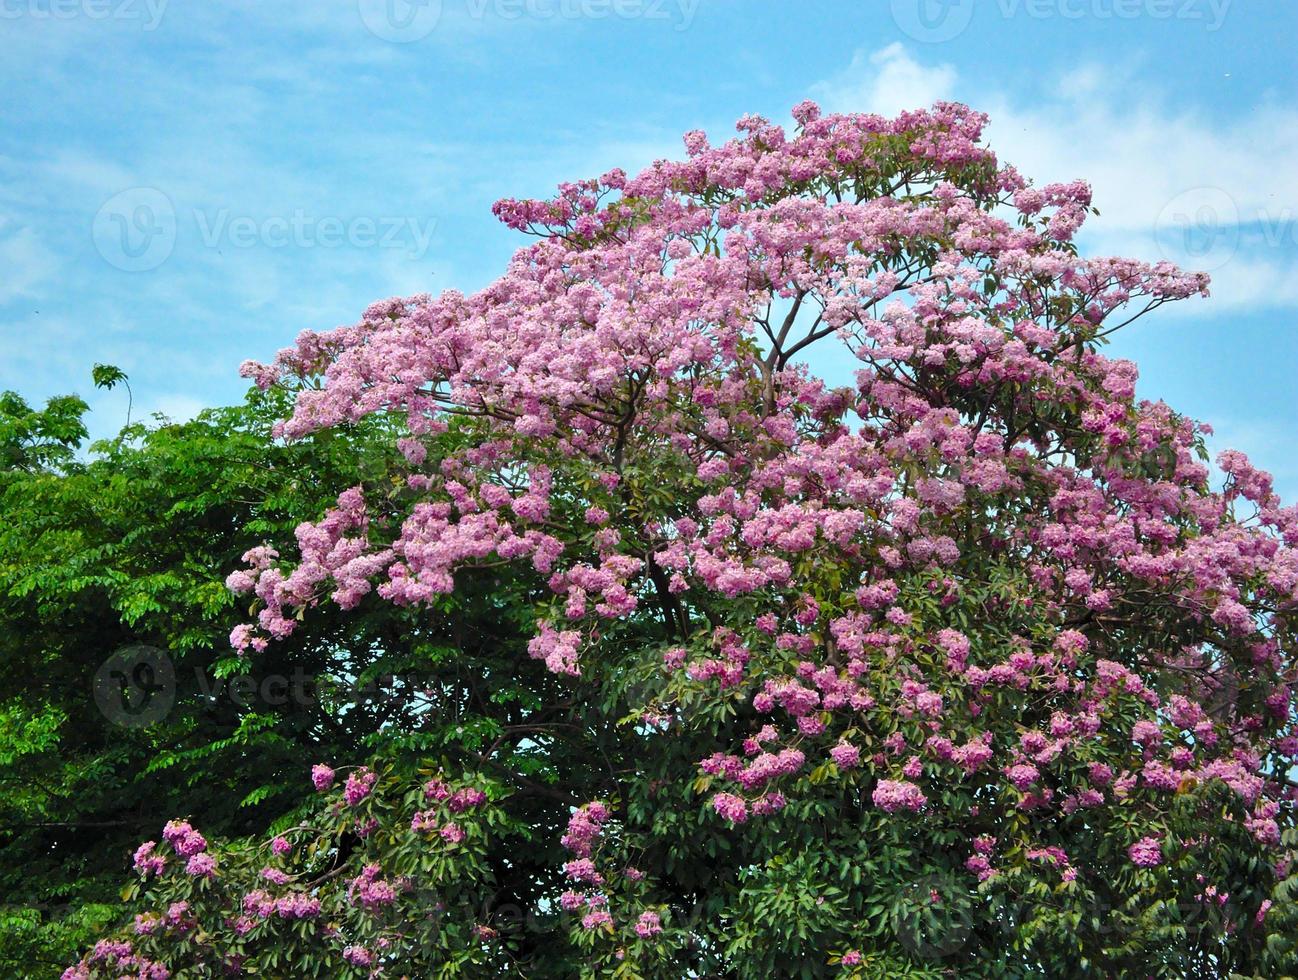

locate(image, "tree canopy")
(46, 101), (1298, 978)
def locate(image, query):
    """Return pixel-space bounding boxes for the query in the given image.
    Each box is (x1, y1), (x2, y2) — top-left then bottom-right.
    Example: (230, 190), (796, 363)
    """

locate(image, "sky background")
(1, 0), (1295, 494)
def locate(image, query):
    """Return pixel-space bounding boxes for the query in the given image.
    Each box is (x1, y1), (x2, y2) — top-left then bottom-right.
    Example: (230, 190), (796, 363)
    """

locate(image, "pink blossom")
(1128, 837), (1163, 868)
(712, 793), (749, 824)
(634, 910), (663, 938)
(343, 767), (376, 806)
(872, 780), (927, 813)
(133, 841), (165, 877)
(311, 764), (335, 791)
(830, 742), (860, 770)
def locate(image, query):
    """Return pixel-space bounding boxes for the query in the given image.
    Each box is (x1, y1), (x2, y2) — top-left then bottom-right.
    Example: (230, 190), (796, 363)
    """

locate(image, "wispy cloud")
(812, 43), (1298, 312)
(0, 218), (58, 304)
(812, 43), (957, 117)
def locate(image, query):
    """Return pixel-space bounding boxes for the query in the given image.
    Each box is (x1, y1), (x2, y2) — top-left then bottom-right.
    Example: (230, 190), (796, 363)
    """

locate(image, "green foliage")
(0, 390), (88, 472)
(0, 377), (421, 974)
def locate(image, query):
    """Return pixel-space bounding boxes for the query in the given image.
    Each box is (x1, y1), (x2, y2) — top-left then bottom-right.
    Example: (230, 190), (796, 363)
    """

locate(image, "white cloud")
(150, 393), (206, 423)
(813, 44), (1298, 313)
(0, 220), (58, 304)
(813, 43), (956, 117)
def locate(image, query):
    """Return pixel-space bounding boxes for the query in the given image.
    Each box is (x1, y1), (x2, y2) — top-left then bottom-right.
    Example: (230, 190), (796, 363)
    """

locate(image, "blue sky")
(1, 0), (1294, 494)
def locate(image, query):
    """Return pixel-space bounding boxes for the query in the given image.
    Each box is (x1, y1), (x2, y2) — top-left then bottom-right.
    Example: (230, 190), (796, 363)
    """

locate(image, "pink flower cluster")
(1128, 837), (1163, 868)
(349, 863), (398, 910)
(133, 841), (165, 877)
(311, 763), (335, 791)
(162, 819), (206, 858)
(62, 938), (171, 980)
(634, 910), (663, 938)
(871, 779), (927, 813)
(343, 767), (376, 805)
(561, 801), (610, 857)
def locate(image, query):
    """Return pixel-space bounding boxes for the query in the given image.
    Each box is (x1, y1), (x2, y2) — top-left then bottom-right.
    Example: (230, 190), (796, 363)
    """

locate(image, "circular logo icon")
(890, 0), (976, 42)
(1154, 186), (1240, 273)
(93, 645), (176, 728)
(92, 187), (176, 272)
(889, 872), (975, 960)
(358, 0), (442, 42)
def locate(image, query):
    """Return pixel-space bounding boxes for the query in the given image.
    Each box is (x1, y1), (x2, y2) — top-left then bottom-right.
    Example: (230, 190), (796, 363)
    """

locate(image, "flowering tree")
(67, 101), (1298, 977)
